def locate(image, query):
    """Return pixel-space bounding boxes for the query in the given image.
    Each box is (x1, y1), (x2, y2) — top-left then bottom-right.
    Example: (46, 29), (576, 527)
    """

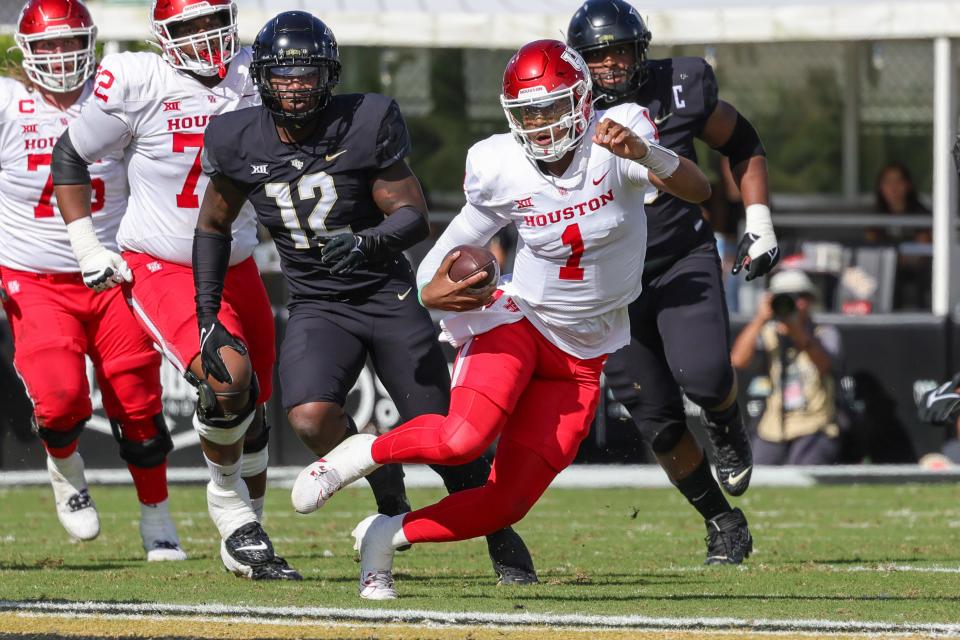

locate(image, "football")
(447, 244), (499, 291)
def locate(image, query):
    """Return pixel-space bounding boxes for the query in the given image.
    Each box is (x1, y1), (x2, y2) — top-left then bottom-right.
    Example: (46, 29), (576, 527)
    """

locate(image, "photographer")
(731, 270), (842, 464)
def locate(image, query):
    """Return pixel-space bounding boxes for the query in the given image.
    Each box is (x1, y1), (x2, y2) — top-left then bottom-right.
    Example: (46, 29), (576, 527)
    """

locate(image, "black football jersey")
(202, 93), (415, 299)
(633, 56), (719, 265)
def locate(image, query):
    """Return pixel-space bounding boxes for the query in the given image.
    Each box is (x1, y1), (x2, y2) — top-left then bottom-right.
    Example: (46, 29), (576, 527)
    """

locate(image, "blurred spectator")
(868, 162), (931, 310)
(731, 270), (843, 464)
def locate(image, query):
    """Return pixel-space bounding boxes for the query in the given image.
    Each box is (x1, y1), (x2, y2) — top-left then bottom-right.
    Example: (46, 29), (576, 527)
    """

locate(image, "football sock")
(204, 454), (256, 539)
(128, 461), (169, 505)
(674, 457), (731, 521)
(371, 388), (506, 465)
(250, 496), (265, 522)
(366, 463), (410, 516)
(45, 440), (79, 459)
(703, 402), (740, 429)
(401, 441), (555, 544)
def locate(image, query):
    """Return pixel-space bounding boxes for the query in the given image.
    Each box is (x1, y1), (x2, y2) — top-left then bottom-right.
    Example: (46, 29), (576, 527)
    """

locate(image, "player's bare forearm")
(371, 160), (428, 218)
(55, 184), (93, 224)
(650, 158), (711, 203)
(731, 155), (770, 207)
(197, 174), (245, 235)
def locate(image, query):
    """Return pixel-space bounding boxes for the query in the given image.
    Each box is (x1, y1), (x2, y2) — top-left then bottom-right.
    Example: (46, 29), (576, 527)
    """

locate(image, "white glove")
(732, 204), (779, 281)
(66, 217), (132, 292)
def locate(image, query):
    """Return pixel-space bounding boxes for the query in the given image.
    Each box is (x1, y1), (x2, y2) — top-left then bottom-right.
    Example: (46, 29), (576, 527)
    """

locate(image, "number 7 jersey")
(67, 49), (260, 266)
(0, 77), (126, 273)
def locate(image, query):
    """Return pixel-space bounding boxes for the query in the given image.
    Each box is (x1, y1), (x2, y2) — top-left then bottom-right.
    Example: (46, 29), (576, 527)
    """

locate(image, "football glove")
(321, 233), (370, 275)
(79, 249), (133, 292)
(918, 374), (960, 426)
(732, 204), (779, 281)
(199, 320), (247, 385)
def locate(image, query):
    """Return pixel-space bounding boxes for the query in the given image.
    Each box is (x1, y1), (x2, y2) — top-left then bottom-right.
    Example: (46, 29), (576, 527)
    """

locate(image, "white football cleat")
(140, 500), (187, 561)
(352, 513), (403, 600)
(47, 452), (99, 541)
(292, 434), (380, 514)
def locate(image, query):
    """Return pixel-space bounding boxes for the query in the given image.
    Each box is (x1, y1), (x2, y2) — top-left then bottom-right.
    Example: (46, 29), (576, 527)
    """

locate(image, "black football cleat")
(221, 521), (302, 580)
(704, 507), (753, 565)
(251, 555), (303, 581)
(487, 527), (538, 585)
(701, 410), (753, 497)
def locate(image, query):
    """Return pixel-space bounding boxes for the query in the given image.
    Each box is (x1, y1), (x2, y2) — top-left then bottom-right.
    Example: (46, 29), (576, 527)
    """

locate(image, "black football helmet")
(250, 11), (341, 121)
(566, 0), (652, 105)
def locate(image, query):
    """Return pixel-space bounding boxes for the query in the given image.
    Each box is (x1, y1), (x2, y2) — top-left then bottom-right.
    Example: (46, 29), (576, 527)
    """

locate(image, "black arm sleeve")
(193, 230), (232, 327)
(358, 205), (429, 259)
(716, 112), (766, 167)
(51, 130), (92, 185)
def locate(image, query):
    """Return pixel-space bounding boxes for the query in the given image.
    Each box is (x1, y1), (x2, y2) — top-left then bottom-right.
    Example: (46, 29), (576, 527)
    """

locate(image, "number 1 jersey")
(0, 77), (126, 273)
(67, 50), (260, 266)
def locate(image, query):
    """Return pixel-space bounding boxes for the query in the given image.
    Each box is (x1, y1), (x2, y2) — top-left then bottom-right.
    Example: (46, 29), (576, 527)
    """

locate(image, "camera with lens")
(771, 292), (798, 320)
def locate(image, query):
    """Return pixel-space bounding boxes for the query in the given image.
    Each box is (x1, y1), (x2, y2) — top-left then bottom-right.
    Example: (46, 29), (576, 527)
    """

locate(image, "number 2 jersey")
(0, 77), (126, 273)
(419, 102), (659, 360)
(201, 93), (416, 300)
(66, 49), (260, 266)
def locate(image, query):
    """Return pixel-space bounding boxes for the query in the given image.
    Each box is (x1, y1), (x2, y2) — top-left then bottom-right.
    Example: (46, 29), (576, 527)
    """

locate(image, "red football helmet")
(500, 39), (594, 162)
(151, 0), (238, 78)
(15, 0), (97, 93)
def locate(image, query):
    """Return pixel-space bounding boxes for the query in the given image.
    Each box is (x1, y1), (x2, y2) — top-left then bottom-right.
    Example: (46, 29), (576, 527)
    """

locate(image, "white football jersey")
(422, 103), (659, 359)
(68, 49), (260, 266)
(0, 77), (127, 273)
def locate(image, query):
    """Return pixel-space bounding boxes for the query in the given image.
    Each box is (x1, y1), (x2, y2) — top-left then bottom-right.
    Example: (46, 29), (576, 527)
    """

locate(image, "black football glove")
(321, 233), (371, 275)
(199, 319), (247, 384)
(732, 232), (780, 281)
(918, 374), (960, 426)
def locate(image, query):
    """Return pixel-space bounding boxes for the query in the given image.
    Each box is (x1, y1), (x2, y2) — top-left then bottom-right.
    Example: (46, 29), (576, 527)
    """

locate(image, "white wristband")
(744, 203), (774, 237)
(637, 141), (681, 180)
(65, 217), (105, 264)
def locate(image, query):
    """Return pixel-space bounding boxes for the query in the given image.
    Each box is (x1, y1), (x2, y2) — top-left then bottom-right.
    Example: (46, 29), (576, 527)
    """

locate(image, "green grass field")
(0, 482), (958, 627)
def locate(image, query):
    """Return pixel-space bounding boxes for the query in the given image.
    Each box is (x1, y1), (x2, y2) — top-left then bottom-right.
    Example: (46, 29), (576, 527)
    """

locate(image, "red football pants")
(371, 319), (605, 543)
(1, 267), (168, 504)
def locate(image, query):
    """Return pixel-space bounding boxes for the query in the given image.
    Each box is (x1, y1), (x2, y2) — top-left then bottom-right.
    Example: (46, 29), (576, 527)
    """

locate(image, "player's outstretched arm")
(194, 172), (247, 384)
(593, 119), (711, 204)
(702, 101), (779, 281)
(320, 160), (430, 275)
(52, 131), (132, 292)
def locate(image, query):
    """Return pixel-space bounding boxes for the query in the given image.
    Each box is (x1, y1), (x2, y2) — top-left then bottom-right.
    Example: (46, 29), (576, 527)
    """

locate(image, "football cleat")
(487, 527), (538, 585)
(140, 501), (187, 562)
(47, 453), (100, 541)
(292, 433), (379, 514)
(220, 521), (301, 580)
(704, 507), (753, 565)
(352, 514), (400, 600)
(701, 410), (753, 497)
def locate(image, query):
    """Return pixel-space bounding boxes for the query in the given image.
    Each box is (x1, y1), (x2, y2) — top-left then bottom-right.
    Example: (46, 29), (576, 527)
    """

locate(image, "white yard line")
(1, 600), (958, 637)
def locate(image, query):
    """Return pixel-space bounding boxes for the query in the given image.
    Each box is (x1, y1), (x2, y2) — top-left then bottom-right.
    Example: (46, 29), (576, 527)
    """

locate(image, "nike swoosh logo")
(654, 112), (673, 125)
(234, 541), (268, 552)
(926, 381), (960, 408)
(726, 467), (751, 487)
(325, 149), (348, 162)
(397, 286), (413, 301)
(592, 170), (611, 185)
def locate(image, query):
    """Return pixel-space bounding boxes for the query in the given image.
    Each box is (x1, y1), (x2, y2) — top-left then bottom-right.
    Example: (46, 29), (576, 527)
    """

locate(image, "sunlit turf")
(0, 482), (958, 624)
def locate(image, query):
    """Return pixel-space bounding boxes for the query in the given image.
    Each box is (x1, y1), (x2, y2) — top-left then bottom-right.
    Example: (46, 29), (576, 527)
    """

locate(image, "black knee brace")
(187, 370), (259, 427)
(110, 414), (173, 468)
(243, 418), (271, 455)
(33, 417), (86, 449)
(645, 421), (689, 454)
